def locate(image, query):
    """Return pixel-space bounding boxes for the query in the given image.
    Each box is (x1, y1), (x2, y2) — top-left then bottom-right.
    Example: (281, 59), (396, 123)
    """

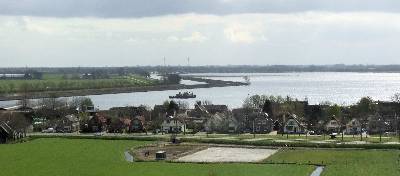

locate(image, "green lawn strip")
(0, 74), (157, 94)
(267, 148), (400, 176)
(28, 134), (400, 149)
(0, 138), (313, 176)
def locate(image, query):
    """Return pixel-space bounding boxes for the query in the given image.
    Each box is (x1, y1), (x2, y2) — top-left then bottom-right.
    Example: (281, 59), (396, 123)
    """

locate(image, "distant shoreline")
(0, 77), (248, 101)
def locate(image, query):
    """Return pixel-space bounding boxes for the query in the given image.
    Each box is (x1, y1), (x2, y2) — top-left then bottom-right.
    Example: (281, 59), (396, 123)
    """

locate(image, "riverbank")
(0, 77), (249, 101)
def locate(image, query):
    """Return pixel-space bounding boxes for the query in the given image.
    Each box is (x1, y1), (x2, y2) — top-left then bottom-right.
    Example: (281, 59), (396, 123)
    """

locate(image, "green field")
(178, 133), (400, 144)
(0, 138), (313, 176)
(0, 74), (157, 94)
(267, 149), (400, 176)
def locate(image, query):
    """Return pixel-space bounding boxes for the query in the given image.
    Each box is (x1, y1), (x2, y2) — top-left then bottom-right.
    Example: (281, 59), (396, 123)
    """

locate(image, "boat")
(169, 91), (196, 99)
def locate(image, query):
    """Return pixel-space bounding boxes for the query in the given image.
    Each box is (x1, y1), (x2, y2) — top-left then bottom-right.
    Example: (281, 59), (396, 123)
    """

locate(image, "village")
(2, 95), (400, 144)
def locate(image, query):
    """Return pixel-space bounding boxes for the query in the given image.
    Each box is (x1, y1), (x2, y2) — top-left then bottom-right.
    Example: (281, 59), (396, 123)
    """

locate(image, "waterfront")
(1, 72), (400, 109)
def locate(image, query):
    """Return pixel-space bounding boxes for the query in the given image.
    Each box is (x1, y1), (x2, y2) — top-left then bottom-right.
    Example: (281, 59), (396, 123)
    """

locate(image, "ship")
(169, 91), (196, 99)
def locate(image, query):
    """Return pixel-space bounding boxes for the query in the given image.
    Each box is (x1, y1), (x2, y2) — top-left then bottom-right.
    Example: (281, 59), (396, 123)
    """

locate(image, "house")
(109, 106), (151, 121)
(204, 113), (226, 133)
(345, 118), (362, 134)
(152, 105), (168, 121)
(0, 111), (33, 133)
(0, 122), (24, 144)
(325, 116), (342, 133)
(57, 114), (79, 133)
(283, 114), (306, 134)
(161, 116), (186, 133)
(131, 116), (146, 132)
(86, 113), (108, 132)
(250, 112), (273, 133)
(227, 117), (240, 133)
(203, 105), (228, 114)
(232, 108), (257, 131)
(367, 113), (390, 134)
(188, 103), (210, 118)
(0, 122), (13, 143)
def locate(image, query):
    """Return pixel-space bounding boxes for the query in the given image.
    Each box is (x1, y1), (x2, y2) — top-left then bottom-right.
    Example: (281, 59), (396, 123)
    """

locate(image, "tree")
(391, 93), (400, 103)
(357, 97), (376, 117)
(80, 98), (94, 110)
(163, 100), (179, 116)
(17, 82), (31, 108)
(163, 74), (181, 84)
(326, 104), (342, 118)
(243, 95), (266, 109)
(70, 97), (93, 111)
(262, 99), (273, 117)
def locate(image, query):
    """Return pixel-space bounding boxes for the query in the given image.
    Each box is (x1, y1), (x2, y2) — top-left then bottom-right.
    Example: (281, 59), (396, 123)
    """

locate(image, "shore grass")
(0, 138), (313, 176)
(0, 73), (157, 94)
(267, 148), (400, 176)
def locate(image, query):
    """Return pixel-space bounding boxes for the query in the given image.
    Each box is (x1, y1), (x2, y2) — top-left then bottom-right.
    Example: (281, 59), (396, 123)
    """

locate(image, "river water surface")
(1, 72), (400, 109)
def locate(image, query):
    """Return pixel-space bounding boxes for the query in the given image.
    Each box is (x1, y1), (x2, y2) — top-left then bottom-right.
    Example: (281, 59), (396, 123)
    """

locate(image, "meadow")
(0, 74), (157, 94)
(0, 138), (314, 176)
(267, 148), (400, 176)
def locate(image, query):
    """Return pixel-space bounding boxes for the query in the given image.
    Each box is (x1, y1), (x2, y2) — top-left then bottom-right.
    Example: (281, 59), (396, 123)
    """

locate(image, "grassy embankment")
(0, 138), (313, 176)
(267, 149), (400, 176)
(0, 74), (157, 94)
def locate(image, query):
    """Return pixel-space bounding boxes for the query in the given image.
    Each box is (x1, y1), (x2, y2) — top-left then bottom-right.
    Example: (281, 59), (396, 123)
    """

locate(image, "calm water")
(1, 72), (400, 109)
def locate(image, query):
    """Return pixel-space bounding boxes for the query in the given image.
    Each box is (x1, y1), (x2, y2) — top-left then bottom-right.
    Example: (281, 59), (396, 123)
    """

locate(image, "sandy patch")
(176, 147), (277, 163)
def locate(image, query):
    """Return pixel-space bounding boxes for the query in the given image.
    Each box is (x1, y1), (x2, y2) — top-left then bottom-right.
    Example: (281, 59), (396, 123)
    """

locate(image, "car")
(93, 132), (104, 136)
(41, 128), (56, 133)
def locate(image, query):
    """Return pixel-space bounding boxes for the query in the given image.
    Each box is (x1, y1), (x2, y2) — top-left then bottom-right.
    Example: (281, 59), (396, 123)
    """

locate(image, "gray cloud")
(1, 0), (400, 18)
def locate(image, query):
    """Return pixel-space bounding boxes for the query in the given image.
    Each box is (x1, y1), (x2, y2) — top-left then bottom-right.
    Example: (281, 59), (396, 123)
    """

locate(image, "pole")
(379, 118), (382, 143)
(253, 120), (255, 138)
(342, 131), (344, 141)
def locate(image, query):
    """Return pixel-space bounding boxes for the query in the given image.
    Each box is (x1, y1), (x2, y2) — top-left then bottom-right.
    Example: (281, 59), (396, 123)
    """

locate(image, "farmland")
(0, 74), (158, 94)
(0, 138), (314, 176)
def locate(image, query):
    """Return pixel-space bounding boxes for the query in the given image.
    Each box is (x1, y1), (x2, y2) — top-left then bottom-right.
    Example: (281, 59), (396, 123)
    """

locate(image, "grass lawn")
(0, 138), (313, 176)
(267, 149), (400, 176)
(182, 133), (400, 144)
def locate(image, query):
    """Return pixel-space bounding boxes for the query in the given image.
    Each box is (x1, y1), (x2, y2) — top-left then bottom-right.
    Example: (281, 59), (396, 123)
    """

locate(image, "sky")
(1, 0), (400, 66)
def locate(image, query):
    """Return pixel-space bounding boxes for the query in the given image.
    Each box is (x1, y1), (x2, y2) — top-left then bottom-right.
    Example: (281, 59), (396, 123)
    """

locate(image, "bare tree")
(391, 93), (400, 103)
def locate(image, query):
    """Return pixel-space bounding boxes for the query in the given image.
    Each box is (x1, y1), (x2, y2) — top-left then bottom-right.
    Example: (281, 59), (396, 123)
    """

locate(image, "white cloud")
(167, 35), (180, 42)
(224, 25), (255, 44)
(1, 12), (400, 66)
(182, 32), (208, 43)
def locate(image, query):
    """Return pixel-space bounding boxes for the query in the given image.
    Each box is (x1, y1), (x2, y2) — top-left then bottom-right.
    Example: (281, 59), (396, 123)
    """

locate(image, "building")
(204, 113), (226, 133)
(0, 122), (24, 144)
(131, 116), (146, 132)
(203, 105), (228, 114)
(0, 122), (13, 143)
(86, 113), (108, 132)
(345, 118), (362, 134)
(57, 114), (79, 133)
(283, 114), (306, 134)
(325, 116), (342, 133)
(161, 116), (186, 133)
(227, 117), (240, 133)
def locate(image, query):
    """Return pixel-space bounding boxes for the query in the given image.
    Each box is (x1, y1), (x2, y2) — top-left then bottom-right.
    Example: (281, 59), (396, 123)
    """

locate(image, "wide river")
(1, 72), (400, 110)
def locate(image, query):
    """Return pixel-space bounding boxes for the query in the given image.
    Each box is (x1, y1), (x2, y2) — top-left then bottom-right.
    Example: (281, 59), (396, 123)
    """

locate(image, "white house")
(283, 114), (306, 134)
(325, 116), (342, 133)
(345, 118), (362, 134)
(161, 116), (186, 133)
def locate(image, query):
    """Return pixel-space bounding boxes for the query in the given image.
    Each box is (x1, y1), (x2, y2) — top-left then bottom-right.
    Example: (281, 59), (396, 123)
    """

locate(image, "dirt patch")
(132, 143), (207, 161)
(176, 147), (278, 163)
